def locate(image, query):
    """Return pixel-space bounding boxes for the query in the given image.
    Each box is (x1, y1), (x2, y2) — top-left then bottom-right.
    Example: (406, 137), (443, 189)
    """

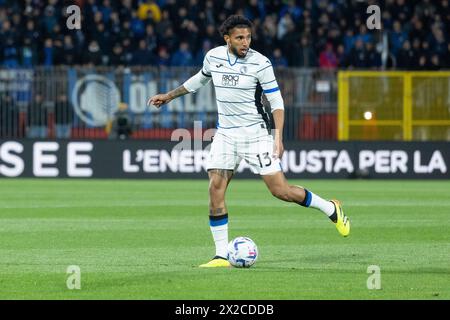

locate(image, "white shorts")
(206, 123), (282, 175)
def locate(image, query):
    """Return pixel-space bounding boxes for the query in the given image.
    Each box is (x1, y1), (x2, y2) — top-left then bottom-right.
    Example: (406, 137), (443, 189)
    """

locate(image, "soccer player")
(148, 15), (350, 268)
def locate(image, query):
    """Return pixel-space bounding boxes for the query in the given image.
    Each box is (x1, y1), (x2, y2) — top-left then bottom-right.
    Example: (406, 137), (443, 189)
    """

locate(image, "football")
(227, 237), (258, 268)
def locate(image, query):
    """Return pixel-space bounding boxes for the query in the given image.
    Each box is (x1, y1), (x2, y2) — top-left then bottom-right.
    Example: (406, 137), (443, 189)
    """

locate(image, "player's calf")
(268, 185), (291, 202)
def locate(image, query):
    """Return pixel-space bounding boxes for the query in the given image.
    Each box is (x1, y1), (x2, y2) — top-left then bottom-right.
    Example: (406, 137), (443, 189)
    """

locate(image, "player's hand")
(147, 93), (172, 108)
(273, 137), (284, 160)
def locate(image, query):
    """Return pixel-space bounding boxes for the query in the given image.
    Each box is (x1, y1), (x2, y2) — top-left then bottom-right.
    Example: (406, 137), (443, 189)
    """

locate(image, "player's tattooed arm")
(147, 85), (189, 108)
(167, 85), (189, 100)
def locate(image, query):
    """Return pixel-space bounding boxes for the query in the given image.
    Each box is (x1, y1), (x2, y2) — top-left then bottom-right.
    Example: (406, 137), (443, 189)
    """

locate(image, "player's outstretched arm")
(147, 85), (189, 108)
(147, 67), (211, 109)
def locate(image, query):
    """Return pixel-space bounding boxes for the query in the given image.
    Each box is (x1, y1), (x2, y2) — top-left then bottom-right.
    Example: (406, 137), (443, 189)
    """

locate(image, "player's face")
(225, 27), (251, 58)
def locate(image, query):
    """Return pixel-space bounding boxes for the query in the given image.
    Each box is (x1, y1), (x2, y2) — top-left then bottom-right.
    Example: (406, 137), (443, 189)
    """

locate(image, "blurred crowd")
(0, 0), (449, 69)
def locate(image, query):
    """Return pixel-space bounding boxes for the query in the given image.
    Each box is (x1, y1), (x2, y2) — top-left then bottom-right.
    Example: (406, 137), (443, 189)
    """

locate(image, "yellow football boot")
(330, 200), (350, 237)
(199, 256), (231, 268)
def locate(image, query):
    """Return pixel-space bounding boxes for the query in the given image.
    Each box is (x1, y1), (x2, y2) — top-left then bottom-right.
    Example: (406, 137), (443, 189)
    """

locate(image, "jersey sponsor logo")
(222, 74), (239, 86)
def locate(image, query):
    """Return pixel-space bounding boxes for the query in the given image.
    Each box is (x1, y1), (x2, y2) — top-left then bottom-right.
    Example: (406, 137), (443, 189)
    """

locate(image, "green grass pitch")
(0, 179), (448, 300)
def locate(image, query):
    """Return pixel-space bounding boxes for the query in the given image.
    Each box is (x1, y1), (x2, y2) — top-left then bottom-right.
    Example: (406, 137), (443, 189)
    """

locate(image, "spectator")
(319, 43), (338, 69)
(203, 0), (216, 26)
(130, 11), (146, 39)
(260, 15), (277, 56)
(179, 18), (200, 51)
(355, 25), (372, 45)
(61, 35), (78, 65)
(0, 0), (447, 70)
(53, 37), (64, 66)
(0, 19), (14, 42)
(138, 0), (161, 23)
(417, 54), (430, 70)
(157, 46), (170, 67)
(110, 43), (126, 66)
(132, 39), (156, 65)
(337, 44), (347, 68)
(109, 11), (121, 37)
(41, 5), (58, 35)
(108, 102), (132, 140)
(54, 94), (73, 139)
(10, 12), (22, 37)
(95, 23), (113, 57)
(415, 0), (437, 19)
(429, 54), (441, 70)
(28, 94), (47, 139)
(83, 0), (99, 28)
(0, 93), (18, 138)
(194, 39), (212, 66)
(118, 0), (133, 21)
(155, 9), (172, 37)
(430, 28), (447, 56)
(314, 27), (328, 55)
(171, 41), (194, 67)
(277, 13), (294, 40)
(203, 24), (221, 48)
(100, 0), (113, 25)
(365, 42), (381, 69)
(121, 38), (134, 65)
(343, 29), (355, 54)
(143, 24), (158, 53)
(392, 0), (412, 23)
(411, 37), (422, 59)
(347, 39), (367, 69)
(23, 20), (40, 45)
(3, 37), (19, 67)
(280, 18), (298, 53)
(160, 27), (178, 54)
(40, 38), (54, 67)
(279, 0), (302, 22)
(243, 0), (260, 21)
(271, 48), (288, 67)
(390, 20), (408, 56)
(119, 19), (134, 43)
(408, 16), (427, 41)
(420, 41), (432, 60)
(21, 38), (38, 67)
(83, 40), (102, 66)
(397, 40), (416, 69)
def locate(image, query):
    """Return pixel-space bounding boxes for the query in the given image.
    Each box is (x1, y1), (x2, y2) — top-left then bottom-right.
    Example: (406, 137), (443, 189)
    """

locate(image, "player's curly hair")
(219, 15), (253, 37)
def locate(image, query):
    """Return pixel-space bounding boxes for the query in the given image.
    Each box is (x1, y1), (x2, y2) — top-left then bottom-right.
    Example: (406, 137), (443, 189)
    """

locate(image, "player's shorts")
(206, 122), (282, 175)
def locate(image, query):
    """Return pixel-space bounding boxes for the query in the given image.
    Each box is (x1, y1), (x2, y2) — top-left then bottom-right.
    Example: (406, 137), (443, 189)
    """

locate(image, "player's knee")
(209, 180), (222, 192)
(209, 181), (225, 198)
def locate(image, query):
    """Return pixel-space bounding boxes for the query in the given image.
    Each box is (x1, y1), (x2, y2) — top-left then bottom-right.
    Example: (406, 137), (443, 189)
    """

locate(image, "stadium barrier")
(338, 71), (450, 141)
(0, 66), (337, 141)
(1, 140), (448, 179)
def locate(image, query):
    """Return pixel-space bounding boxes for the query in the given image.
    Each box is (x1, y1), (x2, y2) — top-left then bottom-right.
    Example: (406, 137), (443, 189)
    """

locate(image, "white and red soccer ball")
(227, 236), (258, 268)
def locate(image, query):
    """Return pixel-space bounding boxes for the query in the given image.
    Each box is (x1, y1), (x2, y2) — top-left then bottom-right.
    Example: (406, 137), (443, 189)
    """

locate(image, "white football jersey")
(201, 46), (282, 129)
